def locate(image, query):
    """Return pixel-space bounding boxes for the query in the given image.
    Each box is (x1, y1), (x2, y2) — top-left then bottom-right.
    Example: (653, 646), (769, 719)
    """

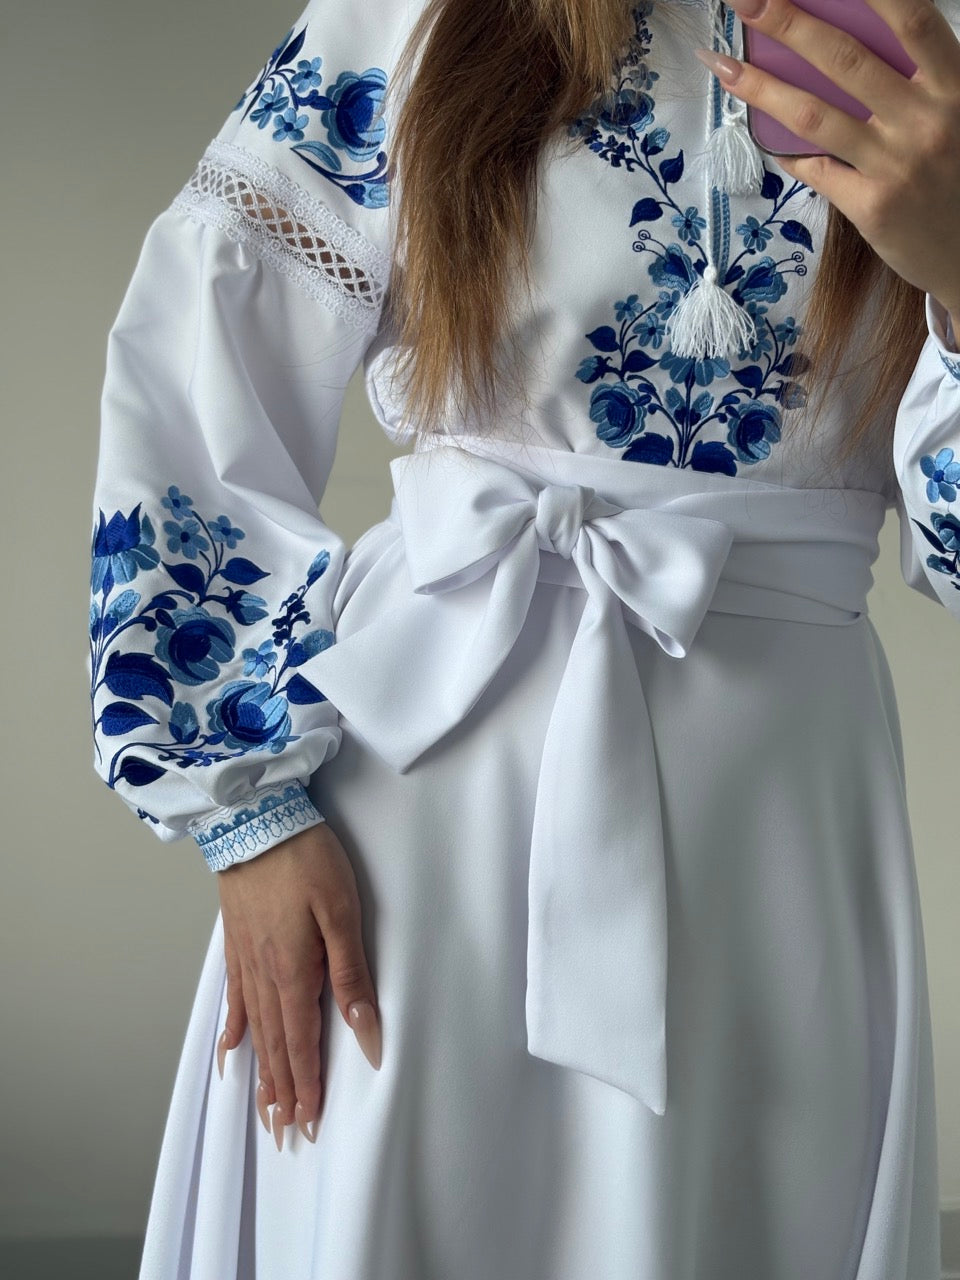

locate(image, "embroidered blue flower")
(233, 23), (390, 208)
(251, 85), (290, 128)
(88, 487), (335, 798)
(291, 56), (323, 94)
(614, 295), (642, 323)
(671, 206), (707, 246)
(909, 504), (960, 593)
(920, 447), (960, 504)
(273, 107), (309, 142)
(727, 402), (782, 465)
(589, 382), (649, 449)
(737, 215), (774, 253)
(209, 515), (245, 548)
(90, 503), (160, 595)
(321, 69), (388, 161)
(161, 486), (195, 520)
(569, 0), (815, 473)
(207, 680), (294, 754)
(163, 517), (209, 559)
(154, 606), (236, 686)
(242, 639), (278, 678)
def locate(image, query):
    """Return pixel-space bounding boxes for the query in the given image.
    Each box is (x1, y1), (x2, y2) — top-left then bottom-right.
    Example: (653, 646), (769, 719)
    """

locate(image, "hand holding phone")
(741, 0), (917, 158)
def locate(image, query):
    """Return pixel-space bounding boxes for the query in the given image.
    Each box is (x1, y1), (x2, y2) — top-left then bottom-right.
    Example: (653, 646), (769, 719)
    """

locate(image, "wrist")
(191, 780), (325, 872)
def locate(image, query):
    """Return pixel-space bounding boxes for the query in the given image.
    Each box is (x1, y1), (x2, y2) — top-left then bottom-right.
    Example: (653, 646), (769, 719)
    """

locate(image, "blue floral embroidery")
(570, 0), (817, 474)
(232, 24), (389, 208)
(940, 349), (960, 381)
(89, 485), (335, 799)
(921, 447), (960, 504)
(912, 450), (960, 592)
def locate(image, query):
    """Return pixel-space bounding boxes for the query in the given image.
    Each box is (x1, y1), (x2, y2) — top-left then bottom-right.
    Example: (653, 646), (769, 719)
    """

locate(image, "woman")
(87, 0), (960, 1275)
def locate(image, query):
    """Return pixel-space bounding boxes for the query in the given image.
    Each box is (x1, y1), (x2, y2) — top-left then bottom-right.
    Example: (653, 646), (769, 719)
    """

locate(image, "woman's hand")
(694, 0), (960, 316)
(214, 822), (382, 1152)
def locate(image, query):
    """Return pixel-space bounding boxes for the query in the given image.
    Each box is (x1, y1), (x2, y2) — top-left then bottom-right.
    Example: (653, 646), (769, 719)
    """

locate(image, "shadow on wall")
(0, 1238), (144, 1280)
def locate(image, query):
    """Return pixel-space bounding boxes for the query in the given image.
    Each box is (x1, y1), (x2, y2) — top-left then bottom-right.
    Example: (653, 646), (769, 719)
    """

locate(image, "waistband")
(312, 433), (889, 1116)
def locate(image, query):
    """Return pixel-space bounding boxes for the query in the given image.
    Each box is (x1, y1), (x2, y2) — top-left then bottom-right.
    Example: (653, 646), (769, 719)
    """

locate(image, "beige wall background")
(2, 0), (958, 1252)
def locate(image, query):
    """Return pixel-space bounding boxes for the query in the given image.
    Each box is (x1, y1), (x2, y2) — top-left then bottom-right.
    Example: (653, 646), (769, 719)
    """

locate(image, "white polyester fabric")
(83, 0), (960, 1275)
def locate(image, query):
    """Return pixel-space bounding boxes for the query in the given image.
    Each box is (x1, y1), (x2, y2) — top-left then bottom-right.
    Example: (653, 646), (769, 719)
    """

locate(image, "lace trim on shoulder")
(170, 138), (390, 332)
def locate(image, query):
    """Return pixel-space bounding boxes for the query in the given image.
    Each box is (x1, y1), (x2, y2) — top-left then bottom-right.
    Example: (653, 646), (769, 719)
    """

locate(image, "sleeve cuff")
(189, 779), (325, 872)
(926, 292), (960, 379)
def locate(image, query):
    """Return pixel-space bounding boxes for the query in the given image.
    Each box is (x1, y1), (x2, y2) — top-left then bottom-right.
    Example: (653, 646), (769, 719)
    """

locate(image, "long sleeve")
(87, 0), (411, 871)
(892, 290), (960, 617)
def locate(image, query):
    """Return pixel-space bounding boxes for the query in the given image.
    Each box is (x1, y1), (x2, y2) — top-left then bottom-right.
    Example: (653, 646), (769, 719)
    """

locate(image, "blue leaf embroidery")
(88, 485), (336, 797)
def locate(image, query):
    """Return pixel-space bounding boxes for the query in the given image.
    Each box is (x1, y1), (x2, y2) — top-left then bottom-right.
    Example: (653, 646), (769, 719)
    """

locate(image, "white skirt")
(138, 502), (941, 1280)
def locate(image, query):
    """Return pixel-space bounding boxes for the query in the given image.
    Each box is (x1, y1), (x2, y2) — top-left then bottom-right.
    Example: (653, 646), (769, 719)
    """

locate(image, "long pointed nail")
(272, 1103), (285, 1152)
(216, 1030), (229, 1080)
(295, 1101), (319, 1143)
(256, 1081), (272, 1135)
(348, 1002), (382, 1070)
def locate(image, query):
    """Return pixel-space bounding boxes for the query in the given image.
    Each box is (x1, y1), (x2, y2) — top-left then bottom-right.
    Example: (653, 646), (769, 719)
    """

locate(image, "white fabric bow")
(313, 445), (741, 1114)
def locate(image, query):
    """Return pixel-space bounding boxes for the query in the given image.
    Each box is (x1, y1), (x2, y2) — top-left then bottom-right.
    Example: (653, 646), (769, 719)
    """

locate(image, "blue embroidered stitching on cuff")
(193, 780), (324, 871)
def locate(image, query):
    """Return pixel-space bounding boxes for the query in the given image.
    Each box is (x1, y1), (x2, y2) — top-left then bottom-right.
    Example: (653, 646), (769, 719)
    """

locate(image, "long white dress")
(87, 0), (960, 1276)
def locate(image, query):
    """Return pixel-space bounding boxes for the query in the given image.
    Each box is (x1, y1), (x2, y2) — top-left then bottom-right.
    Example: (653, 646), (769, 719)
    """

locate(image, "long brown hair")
(381, 0), (926, 470)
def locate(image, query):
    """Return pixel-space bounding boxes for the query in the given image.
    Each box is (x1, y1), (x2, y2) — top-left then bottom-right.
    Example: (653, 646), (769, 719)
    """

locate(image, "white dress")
(87, 0), (960, 1276)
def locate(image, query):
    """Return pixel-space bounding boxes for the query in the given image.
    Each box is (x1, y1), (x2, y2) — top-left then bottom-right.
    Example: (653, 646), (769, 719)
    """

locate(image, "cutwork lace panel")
(171, 138), (390, 332)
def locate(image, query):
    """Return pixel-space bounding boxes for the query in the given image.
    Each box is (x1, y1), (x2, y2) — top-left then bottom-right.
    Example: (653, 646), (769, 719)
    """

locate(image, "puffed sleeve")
(891, 291), (960, 617)
(86, 0), (413, 871)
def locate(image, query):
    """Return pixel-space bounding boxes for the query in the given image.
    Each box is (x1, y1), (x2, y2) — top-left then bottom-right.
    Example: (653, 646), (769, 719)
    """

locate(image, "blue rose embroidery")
(232, 24), (389, 208)
(912, 449), (960, 592)
(570, 0), (817, 474)
(89, 485), (335, 798)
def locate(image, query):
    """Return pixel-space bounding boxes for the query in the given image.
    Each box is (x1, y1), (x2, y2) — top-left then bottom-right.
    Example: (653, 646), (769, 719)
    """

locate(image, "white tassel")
(704, 101), (764, 195)
(663, 0), (760, 361)
(665, 261), (758, 360)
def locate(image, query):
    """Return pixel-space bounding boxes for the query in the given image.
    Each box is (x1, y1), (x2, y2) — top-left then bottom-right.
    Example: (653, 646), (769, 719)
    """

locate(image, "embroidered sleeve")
(891, 291), (960, 617)
(87, 0), (405, 872)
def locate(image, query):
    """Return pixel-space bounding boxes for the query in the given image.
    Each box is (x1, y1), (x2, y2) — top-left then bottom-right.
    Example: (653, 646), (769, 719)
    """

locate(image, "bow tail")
(524, 568), (669, 1115)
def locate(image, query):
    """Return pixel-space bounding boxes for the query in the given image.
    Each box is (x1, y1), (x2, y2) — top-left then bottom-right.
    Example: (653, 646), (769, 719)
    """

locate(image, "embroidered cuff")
(189, 779), (325, 872)
(926, 292), (960, 381)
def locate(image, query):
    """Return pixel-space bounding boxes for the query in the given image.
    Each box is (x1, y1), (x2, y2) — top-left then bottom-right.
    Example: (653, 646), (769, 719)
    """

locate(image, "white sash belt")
(312, 433), (889, 1115)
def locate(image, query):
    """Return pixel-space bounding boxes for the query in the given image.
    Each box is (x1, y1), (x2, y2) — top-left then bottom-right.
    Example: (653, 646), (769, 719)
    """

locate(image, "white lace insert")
(171, 138), (390, 332)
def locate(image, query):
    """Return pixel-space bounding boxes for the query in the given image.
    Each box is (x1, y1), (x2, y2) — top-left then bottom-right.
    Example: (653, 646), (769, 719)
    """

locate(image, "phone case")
(741, 0), (917, 159)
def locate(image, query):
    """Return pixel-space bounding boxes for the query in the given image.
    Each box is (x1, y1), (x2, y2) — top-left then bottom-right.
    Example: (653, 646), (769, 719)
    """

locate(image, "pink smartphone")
(741, 0), (917, 159)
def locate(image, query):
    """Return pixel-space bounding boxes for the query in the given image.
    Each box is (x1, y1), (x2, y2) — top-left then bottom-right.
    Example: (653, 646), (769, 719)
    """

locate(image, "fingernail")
(216, 1029), (229, 1080)
(295, 1101), (319, 1143)
(256, 1081), (272, 1135)
(348, 1001), (382, 1070)
(272, 1103), (285, 1153)
(693, 47), (743, 84)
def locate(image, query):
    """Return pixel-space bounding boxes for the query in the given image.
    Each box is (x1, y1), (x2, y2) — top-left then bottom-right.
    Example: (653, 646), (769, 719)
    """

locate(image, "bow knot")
(534, 482), (594, 560)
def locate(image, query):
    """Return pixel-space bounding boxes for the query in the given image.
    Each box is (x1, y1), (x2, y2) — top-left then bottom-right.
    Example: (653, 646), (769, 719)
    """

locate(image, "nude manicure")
(256, 1081), (272, 1135)
(295, 1101), (319, 1143)
(348, 1001), (382, 1070)
(272, 1103), (286, 1152)
(216, 1030), (229, 1080)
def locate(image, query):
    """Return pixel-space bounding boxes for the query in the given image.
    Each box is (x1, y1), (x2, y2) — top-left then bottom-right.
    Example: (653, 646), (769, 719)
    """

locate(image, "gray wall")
(2, 0), (959, 1254)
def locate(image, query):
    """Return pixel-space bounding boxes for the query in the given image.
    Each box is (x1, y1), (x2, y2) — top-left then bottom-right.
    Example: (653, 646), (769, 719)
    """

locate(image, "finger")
(736, 0), (916, 122)
(256, 975), (298, 1152)
(704, 40), (878, 175)
(217, 933), (248, 1080)
(314, 891), (382, 1072)
(274, 965), (325, 1142)
(241, 963), (276, 1135)
(859, 0), (960, 92)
